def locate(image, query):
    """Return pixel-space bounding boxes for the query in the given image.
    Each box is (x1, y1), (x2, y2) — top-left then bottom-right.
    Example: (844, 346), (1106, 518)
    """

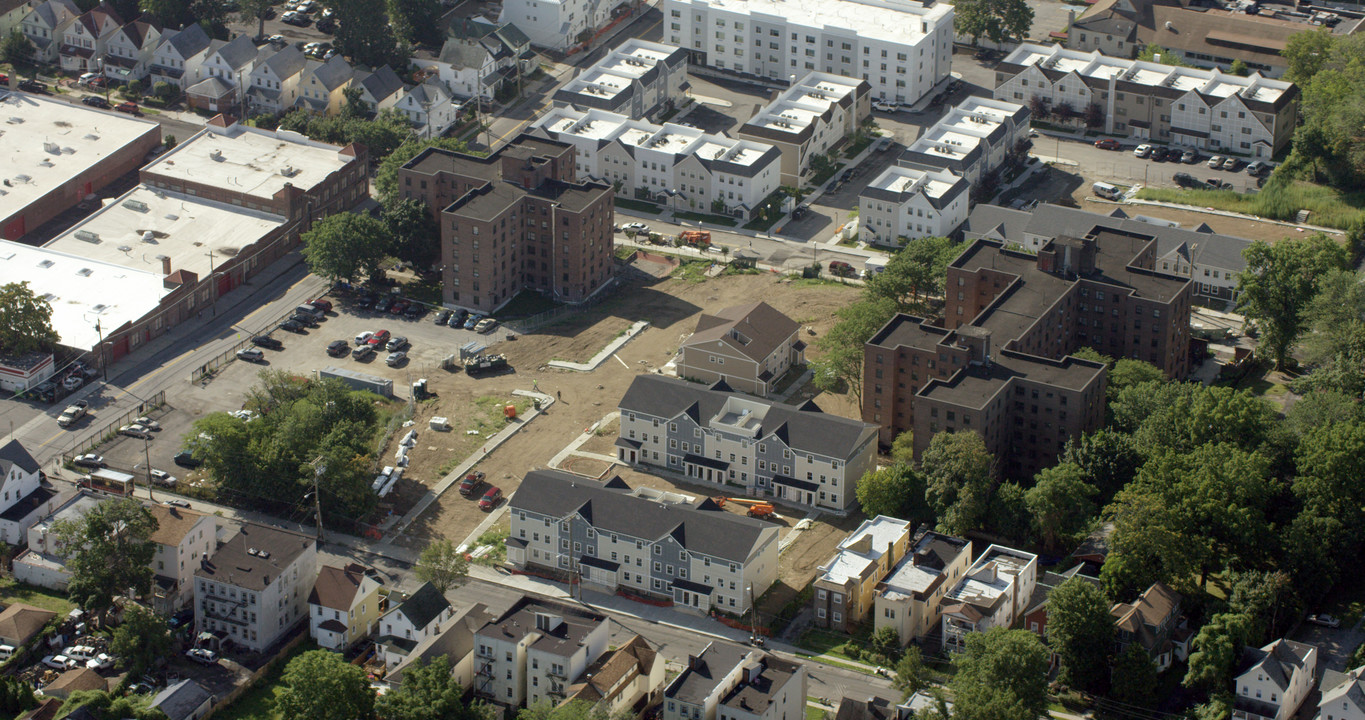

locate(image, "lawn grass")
(0, 577), (75, 615)
(434, 395), (533, 476)
(796, 628), (852, 656)
(806, 704), (830, 720)
(614, 198), (663, 215)
(213, 640), (317, 720)
(1135, 178), (1365, 230)
(673, 211), (738, 227)
(673, 259), (718, 283)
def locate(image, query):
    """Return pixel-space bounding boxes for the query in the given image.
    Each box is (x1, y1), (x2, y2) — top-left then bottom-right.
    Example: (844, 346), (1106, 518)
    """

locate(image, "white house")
(378, 582), (455, 668)
(940, 544), (1038, 653)
(412, 40), (494, 101)
(552, 39), (689, 120)
(353, 65), (406, 113)
(11, 492), (105, 590)
(471, 597), (610, 709)
(148, 24), (212, 90)
(1319, 665), (1365, 720)
(1233, 640), (1318, 720)
(498, 0), (622, 51)
(0, 440), (66, 547)
(58, 2), (123, 73)
(102, 19), (161, 84)
(148, 504), (217, 614)
(394, 78), (459, 138)
(186, 34), (258, 112)
(20, 0), (81, 65)
(663, 643), (806, 720)
(734, 72), (871, 187)
(194, 523), (318, 652)
(858, 166), (970, 247)
(897, 97), (1031, 187)
(246, 44), (306, 116)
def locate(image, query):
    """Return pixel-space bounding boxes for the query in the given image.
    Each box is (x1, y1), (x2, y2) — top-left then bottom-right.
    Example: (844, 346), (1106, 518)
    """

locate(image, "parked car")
(148, 469), (177, 487)
(475, 318), (499, 334)
(828, 260), (857, 278)
(1308, 613), (1341, 628)
(185, 648), (218, 665)
(385, 351), (407, 367)
(404, 303), (425, 319)
(119, 424), (153, 439)
(1205, 178), (1232, 190)
(236, 348), (265, 363)
(389, 299), (410, 315)
(1246, 160), (1271, 177)
(448, 309), (467, 328)
(252, 335), (283, 350)
(1094, 138), (1122, 150)
(1173, 172), (1200, 188)
(478, 486), (502, 511)
(355, 331), (374, 345)
(464, 314), (483, 330)
(43, 655), (77, 670)
(173, 450), (202, 468)
(621, 222), (650, 234)
(367, 329), (391, 346)
(458, 471), (486, 496)
(18, 79), (47, 94)
(81, 96), (110, 109)
(873, 101), (897, 112)
(308, 299), (332, 312)
(1180, 149), (1199, 164)
(133, 417), (161, 431)
(374, 296), (394, 313)
(168, 609), (194, 629)
(78, 72), (100, 85)
(167, 499), (191, 509)
(327, 340), (350, 356)
(1208, 155), (1226, 169)
(1150, 146), (1170, 162)
(352, 345), (375, 360)
(114, 101), (140, 115)
(1133, 144), (1152, 158)
(280, 10), (309, 25)
(280, 319), (305, 333)
(86, 653), (115, 670)
(290, 313), (319, 328)
(73, 454), (106, 469)
(266, 34), (287, 46)
(434, 309), (452, 325)
(1221, 157), (1243, 172)
(386, 336), (408, 351)
(64, 646), (96, 662)
(62, 375), (84, 391)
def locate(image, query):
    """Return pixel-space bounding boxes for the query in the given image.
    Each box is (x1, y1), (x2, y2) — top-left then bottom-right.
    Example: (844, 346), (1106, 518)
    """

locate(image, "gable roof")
(75, 3), (123, 36)
(358, 65), (404, 103)
(117, 19), (156, 49)
(163, 23), (210, 58)
(1111, 581), (1180, 648)
(195, 522), (315, 591)
(309, 54), (353, 91)
(44, 667), (106, 694)
(147, 504), (209, 547)
(24, 0), (77, 30)
(0, 439), (40, 477)
(151, 679), (214, 720)
(0, 603), (57, 644)
(683, 301), (800, 362)
(258, 44), (306, 79)
(1321, 666), (1365, 714)
(388, 603), (496, 684)
(438, 39), (492, 69)
(209, 34), (256, 70)
(390, 582), (450, 629)
(308, 563), (372, 610)
(566, 634), (657, 705)
(1237, 639), (1317, 691)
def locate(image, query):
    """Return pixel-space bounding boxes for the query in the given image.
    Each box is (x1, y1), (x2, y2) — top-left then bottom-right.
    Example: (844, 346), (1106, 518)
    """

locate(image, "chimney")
(687, 654), (700, 670)
(161, 255), (172, 275)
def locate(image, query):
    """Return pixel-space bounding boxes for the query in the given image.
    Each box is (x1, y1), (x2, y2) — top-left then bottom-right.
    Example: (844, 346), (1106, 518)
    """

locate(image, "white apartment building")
(664, 643), (806, 720)
(498, 0), (622, 51)
(508, 470), (780, 615)
(553, 39), (690, 120)
(734, 71), (870, 186)
(194, 523), (318, 652)
(471, 598), (610, 709)
(858, 166), (969, 246)
(532, 106), (781, 218)
(898, 96), (1031, 186)
(148, 505), (217, 614)
(939, 544), (1038, 653)
(664, 0), (952, 105)
(993, 43), (1299, 159)
(378, 582), (456, 668)
(615, 375), (879, 511)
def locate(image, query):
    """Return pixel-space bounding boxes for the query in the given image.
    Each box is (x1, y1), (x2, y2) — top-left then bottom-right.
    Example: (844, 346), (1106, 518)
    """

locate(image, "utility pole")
(143, 437), (155, 501)
(93, 319), (107, 382)
(309, 457), (326, 542)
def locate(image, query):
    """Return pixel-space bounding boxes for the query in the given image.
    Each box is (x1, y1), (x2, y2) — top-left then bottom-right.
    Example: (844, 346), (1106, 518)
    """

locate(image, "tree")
(375, 656), (488, 720)
(0, 281), (59, 355)
(812, 297), (898, 408)
(1136, 44), (1189, 66)
(890, 430), (915, 465)
(301, 213), (390, 283)
(987, 481), (1032, 542)
(59, 690), (167, 720)
(1108, 359), (1164, 396)
(1237, 234), (1352, 370)
(864, 237), (961, 311)
(52, 498), (158, 613)
(110, 605), (171, 676)
(1053, 101), (1077, 123)
(0, 29), (34, 66)
(949, 628), (1050, 720)
(1293, 421), (1365, 552)
(921, 431), (995, 536)
(1227, 570), (1295, 646)
(276, 650), (375, 720)
(1025, 463), (1096, 550)
(893, 645), (930, 699)
(1229, 59), (1250, 76)
(868, 626), (903, 663)
(152, 81), (179, 104)
(1283, 390), (1362, 439)
(517, 701), (611, 720)
(383, 197), (440, 270)
(388, 0), (442, 45)
(855, 463), (928, 521)
(1063, 429), (1142, 503)
(1084, 103), (1105, 129)
(239, 0), (275, 38)
(188, 0), (229, 32)
(376, 137), (476, 203)
(138, 0), (186, 25)
(1281, 27), (1335, 85)
(415, 538), (468, 593)
(1184, 612), (1252, 692)
(1029, 95), (1049, 121)
(954, 0), (1034, 46)
(329, 0), (401, 67)
(1110, 644), (1158, 708)
(1046, 578), (1115, 692)
(1132, 384), (1278, 455)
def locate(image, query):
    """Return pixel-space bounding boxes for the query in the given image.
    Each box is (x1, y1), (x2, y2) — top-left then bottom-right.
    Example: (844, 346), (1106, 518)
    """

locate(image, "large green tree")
(52, 498), (158, 613)
(1025, 462), (1096, 550)
(855, 463), (928, 521)
(1282, 27), (1335, 84)
(0, 281), (59, 355)
(812, 297), (898, 408)
(375, 656), (489, 720)
(1184, 612), (1253, 692)
(1063, 429), (1142, 504)
(949, 628), (1050, 720)
(1293, 420), (1365, 554)
(110, 604), (171, 675)
(376, 137), (477, 203)
(893, 645), (930, 699)
(954, 0), (1034, 46)
(864, 237), (961, 311)
(328, 0), (404, 67)
(415, 538), (468, 593)
(301, 213), (391, 283)
(0, 29), (34, 65)
(1237, 234), (1352, 370)
(388, 0), (443, 45)
(383, 197), (441, 270)
(1046, 578), (1114, 692)
(921, 431), (995, 536)
(276, 650), (375, 720)
(1110, 644), (1158, 709)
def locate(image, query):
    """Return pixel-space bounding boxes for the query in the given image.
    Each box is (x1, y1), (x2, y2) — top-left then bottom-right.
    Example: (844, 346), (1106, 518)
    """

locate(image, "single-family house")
(394, 77), (459, 138)
(246, 44), (306, 116)
(186, 34), (257, 112)
(378, 582), (455, 669)
(1233, 640), (1318, 720)
(1318, 665), (1365, 720)
(1111, 581), (1186, 672)
(149, 679), (214, 720)
(0, 0), (32, 39)
(102, 19), (161, 84)
(563, 635), (666, 717)
(58, 2), (123, 72)
(148, 24), (211, 90)
(413, 39), (494, 100)
(353, 65), (406, 114)
(40, 668), (106, 699)
(874, 529), (972, 645)
(0, 603), (57, 647)
(1020, 564), (1103, 641)
(19, 0), (80, 64)
(812, 516), (913, 633)
(676, 301), (805, 398)
(307, 563), (385, 650)
(294, 54), (353, 115)
(0, 439), (61, 546)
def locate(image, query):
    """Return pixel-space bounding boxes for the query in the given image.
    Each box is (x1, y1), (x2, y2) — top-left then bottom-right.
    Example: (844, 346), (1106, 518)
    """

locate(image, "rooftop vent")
(37, 259), (54, 269)
(43, 142), (60, 154)
(117, 245), (131, 252)
(141, 231), (155, 243)
(209, 149), (223, 161)
(280, 165), (299, 177)
(74, 230), (101, 243)
(122, 199), (150, 212)
(76, 268), (93, 277)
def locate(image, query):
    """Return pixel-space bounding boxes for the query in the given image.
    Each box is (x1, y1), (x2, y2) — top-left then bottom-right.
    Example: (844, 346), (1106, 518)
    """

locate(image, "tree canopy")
(1025, 462), (1096, 550)
(954, 0), (1034, 46)
(276, 650), (375, 720)
(1046, 578), (1114, 692)
(1236, 234), (1351, 370)
(811, 297), (898, 407)
(52, 498), (158, 613)
(922, 431), (995, 536)
(375, 656), (490, 720)
(415, 538), (469, 593)
(864, 237), (961, 312)
(949, 628), (1051, 720)
(855, 463), (929, 522)
(0, 281), (59, 355)
(111, 604), (171, 676)
(301, 212), (391, 283)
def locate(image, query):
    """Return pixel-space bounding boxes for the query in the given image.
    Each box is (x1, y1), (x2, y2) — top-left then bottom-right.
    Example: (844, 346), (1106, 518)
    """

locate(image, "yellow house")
(812, 516), (914, 632)
(308, 563), (385, 650)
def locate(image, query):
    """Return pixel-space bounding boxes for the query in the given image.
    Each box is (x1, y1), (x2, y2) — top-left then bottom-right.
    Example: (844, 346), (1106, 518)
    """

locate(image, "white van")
(0, 645), (16, 662)
(1092, 182), (1123, 200)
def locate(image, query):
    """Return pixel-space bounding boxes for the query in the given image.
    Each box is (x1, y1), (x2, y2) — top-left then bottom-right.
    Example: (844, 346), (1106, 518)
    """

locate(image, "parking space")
(224, 2), (334, 46)
(1050, 136), (1270, 194)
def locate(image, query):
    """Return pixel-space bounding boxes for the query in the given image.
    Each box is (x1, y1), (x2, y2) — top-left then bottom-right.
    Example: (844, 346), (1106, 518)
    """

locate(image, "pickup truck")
(58, 401), (88, 428)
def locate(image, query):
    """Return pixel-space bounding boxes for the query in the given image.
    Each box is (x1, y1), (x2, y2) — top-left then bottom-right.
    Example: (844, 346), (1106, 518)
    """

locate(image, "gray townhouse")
(616, 375), (878, 512)
(507, 470), (779, 615)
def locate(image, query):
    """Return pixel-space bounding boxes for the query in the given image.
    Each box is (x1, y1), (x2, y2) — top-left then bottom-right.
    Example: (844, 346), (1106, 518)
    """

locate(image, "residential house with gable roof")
(677, 301), (805, 398)
(387, 603), (497, 691)
(508, 470), (780, 614)
(20, 0), (80, 64)
(148, 24), (211, 90)
(393, 77), (459, 138)
(1111, 581), (1188, 671)
(471, 597), (610, 710)
(308, 563), (385, 650)
(378, 582), (455, 668)
(874, 528), (972, 645)
(564, 635), (666, 716)
(414, 38), (495, 101)
(0, 439), (64, 546)
(295, 54), (354, 116)
(148, 504), (217, 614)
(186, 34), (258, 112)
(0, 0), (32, 38)
(1319, 665), (1365, 720)
(617, 375), (878, 511)
(663, 642), (806, 720)
(859, 165), (971, 247)
(940, 544), (1038, 652)
(58, 2), (123, 72)
(194, 522), (318, 652)
(246, 45), (306, 116)
(0, 602), (57, 647)
(102, 19), (160, 84)
(812, 516), (913, 633)
(412, 18), (532, 101)
(353, 65), (406, 114)
(1233, 639), (1318, 720)
(1019, 563), (1103, 640)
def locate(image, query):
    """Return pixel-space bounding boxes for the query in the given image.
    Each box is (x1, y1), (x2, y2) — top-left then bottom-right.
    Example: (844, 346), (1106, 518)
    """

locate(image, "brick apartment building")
(396, 134), (615, 313)
(864, 227), (1192, 477)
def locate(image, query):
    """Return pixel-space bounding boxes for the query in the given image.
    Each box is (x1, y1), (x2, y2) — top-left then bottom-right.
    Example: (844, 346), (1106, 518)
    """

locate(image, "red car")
(478, 486), (502, 511)
(1094, 138), (1122, 150)
(389, 299), (410, 315)
(308, 299), (332, 312)
(458, 471), (486, 497)
(367, 329), (391, 346)
(114, 101), (140, 115)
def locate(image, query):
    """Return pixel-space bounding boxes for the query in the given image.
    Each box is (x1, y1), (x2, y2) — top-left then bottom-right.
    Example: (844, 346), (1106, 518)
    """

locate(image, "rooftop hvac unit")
(74, 230), (101, 243)
(122, 199), (150, 212)
(43, 142), (60, 154)
(209, 149), (223, 161)
(141, 231), (155, 243)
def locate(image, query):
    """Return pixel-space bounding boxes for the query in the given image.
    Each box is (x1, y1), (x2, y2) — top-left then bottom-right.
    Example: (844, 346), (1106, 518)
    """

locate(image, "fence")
(189, 303), (310, 383)
(59, 390), (167, 465)
(204, 630), (308, 719)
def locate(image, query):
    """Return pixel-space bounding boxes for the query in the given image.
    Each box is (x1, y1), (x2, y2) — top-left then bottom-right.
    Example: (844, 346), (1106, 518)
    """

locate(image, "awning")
(772, 473), (818, 491)
(673, 578), (714, 594)
(578, 555), (620, 571)
(683, 453), (729, 471)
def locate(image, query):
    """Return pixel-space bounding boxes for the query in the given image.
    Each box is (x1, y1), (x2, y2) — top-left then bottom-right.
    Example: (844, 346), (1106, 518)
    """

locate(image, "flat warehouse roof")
(142, 123), (351, 201)
(0, 91), (160, 215)
(689, 0), (951, 43)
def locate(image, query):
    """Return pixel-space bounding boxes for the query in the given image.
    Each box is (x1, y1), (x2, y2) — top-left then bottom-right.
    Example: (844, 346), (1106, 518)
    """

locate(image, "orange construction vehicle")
(711, 496), (775, 518)
(680, 230), (711, 248)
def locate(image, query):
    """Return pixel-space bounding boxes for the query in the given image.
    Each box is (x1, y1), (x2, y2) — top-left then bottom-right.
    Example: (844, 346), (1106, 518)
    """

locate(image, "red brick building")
(864, 229), (1192, 478)
(396, 134), (614, 313)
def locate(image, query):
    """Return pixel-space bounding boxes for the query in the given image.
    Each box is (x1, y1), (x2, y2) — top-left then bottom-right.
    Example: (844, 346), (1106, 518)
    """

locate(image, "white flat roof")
(747, 72), (860, 135)
(533, 106), (778, 168)
(818, 516), (909, 585)
(910, 125), (987, 159)
(141, 123), (350, 202)
(685, 0), (951, 44)
(0, 91), (159, 216)
(868, 165), (958, 198)
(44, 185), (286, 281)
(945, 545), (1035, 609)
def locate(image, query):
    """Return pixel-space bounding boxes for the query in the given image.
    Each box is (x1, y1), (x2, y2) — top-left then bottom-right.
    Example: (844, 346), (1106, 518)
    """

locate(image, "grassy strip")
(0, 577), (75, 615)
(1135, 179), (1365, 230)
(614, 198), (663, 215)
(673, 211), (738, 227)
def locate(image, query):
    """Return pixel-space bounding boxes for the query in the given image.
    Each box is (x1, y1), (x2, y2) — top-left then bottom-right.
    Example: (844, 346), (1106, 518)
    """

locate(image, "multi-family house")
(19, 0), (80, 65)
(1319, 665), (1365, 720)
(616, 375), (879, 511)
(1111, 581), (1186, 671)
(564, 635), (666, 716)
(387, 603), (497, 691)
(677, 302), (805, 397)
(412, 18), (532, 101)
(497, 0), (616, 52)
(472, 597), (610, 709)
(835, 696), (955, 720)
(148, 24), (211, 90)
(246, 45), (306, 116)
(664, 0), (953, 105)
(0, 0), (31, 38)
(0, 439), (64, 547)
(1019, 564), (1102, 641)
(940, 544), (1038, 652)
(813, 516), (913, 633)
(12, 492), (105, 589)
(295, 55), (354, 116)
(531, 106), (782, 219)
(553, 39), (689, 121)
(101, 19), (160, 84)
(378, 582), (456, 668)
(734, 72), (872, 187)
(897, 97), (1031, 187)
(858, 166), (970, 247)
(414, 39), (495, 101)
(873, 529), (972, 645)
(148, 504), (217, 614)
(58, 2), (123, 72)
(194, 522), (318, 652)
(353, 65), (406, 114)
(507, 470), (780, 615)
(307, 563), (385, 650)
(1233, 640), (1319, 720)
(393, 78), (459, 138)
(994, 43), (1299, 159)
(663, 642), (806, 720)
(186, 34), (257, 112)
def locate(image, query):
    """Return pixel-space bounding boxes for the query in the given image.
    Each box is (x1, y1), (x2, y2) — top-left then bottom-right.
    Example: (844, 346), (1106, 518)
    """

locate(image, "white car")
(62, 375), (84, 391)
(1208, 155), (1225, 169)
(63, 646), (96, 662)
(119, 424), (153, 439)
(1133, 144), (1152, 158)
(148, 469), (177, 488)
(621, 222), (650, 234)
(133, 417), (161, 431)
(73, 454), (106, 469)
(78, 72), (100, 85)
(43, 654), (77, 670)
(355, 331), (374, 346)
(230, 409), (259, 422)
(186, 648), (219, 665)
(873, 101), (898, 112)
(86, 653), (114, 670)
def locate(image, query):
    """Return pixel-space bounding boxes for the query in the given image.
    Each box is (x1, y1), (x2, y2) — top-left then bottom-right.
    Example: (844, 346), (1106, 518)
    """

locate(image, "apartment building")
(497, 0), (622, 51)
(554, 39), (689, 120)
(532, 106), (781, 219)
(194, 523), (318, 652)
(101, 19), (160, 84)
(663, 0), (952, 105)
(617, 374), (879, 511)
(58, 3), (122, 73)
(395, 134), (614, 313)
(378, 582), (456, 668)
(387, 603), (497, 691)
(1318, 665), (1365, 720)
(874, 529), (972, 645)
(564, 635), (666, 717)
(414, 18), (533, 102)
(1233, 640), (1319, 720)
(963, 202), (1251, 303)
(664, 642), (806, 720)
(508, 470), (780, 614)
(812, 516), (913, 633)
(898, 97), (1031, 186)
(308, 563), (385, 650)
(858, 166), (970, 247)
(148, 24), (212, 90)
(148, 505), (217, 614)
(19, 0), (80, 64)
(676, 301), (805, 397)
(940, 545), (1038, 652)
(733, 72), (870, 187)
(472, 597), (609, 709)
(865, 213), (1193, 476)
(994, 43), (1299, 159)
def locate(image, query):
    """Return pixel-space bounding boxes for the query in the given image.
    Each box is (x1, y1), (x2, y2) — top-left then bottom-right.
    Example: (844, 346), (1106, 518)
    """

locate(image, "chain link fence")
(59, 390), (167, 465)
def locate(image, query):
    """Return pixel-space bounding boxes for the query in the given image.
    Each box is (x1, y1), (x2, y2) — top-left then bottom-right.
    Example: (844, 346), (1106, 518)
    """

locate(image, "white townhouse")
(507, 470), (780, 615)
(148, 504), (217, 614)
(498, 0), (619, 52)
(353, 65), (406, 113)
(394, 78), (459, 138)
(552, 39), (689, 121)
(897, 97), (1031, 186)
(20, 0), (81, 65)
(246, 44), (306, 115)
(58, 2), (123, 73)
(148, 24), (211, 90)
(471, 598), (610, 709)
(1233, 640), (1318, 720)
(194, 522), (318, 652)
(664, 0), (952, 105)
(939, 544), (1038, 653)
(531, 106), (781, 219)
(378, 582), (456, 668)
(663, 643), (806, 720)
(859, 165), (970, 246)
(734, 72), (870, 187)
(186, 34), (258, 109)
(294, 54), (354, 116)
(102, 19), (161, 84)
(616, 374), (878, 511)
(413, 40), (495, 101)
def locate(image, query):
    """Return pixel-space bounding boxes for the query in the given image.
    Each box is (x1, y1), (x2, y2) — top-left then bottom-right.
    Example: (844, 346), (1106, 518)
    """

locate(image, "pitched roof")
(17, 698), (62, 720)
(438, 39), (491, 69)
(164, 23), (210, 58)
(196, 522), (315, 591)
(1111, 581), (1180, 635)
(1320, 666), (1365, 714)
(390, 582), (450, 629)
(258, 44), (306, 79)
(567, 635), (657, 705)
(44, 667), (106, 694)
(151, 679), (214, 720)
(308, 563), (372, 610)
(147, 504), (209, 547)
(309, 54), (353, 91)
(0, 440), (40, 477)
(187, 76), (234, 98)
(0, 603), (57, 645)
(665, 642), (755, 704)
(209, 34), (257, 70)
(117, 19), (156, 49)
(834, 697), (898, 720)
(513, 470), (774, 563)
(683, 301), (800, 363)
(358, 65), (404, 103)
(1237, 639), (1317, 691)
(388, 603), (497, 684)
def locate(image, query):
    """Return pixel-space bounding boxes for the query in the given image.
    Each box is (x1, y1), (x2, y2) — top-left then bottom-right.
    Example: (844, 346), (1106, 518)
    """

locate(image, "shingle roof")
(388, 603), (497, 684)
(566, 634), (657, 705)
(665, 642), (753, 704)
(1237, 639), (1317, 691)
(513, 470), (774, 563)
(391, 582), (450, 630)
(151, 679), (213, 720)
(147, 504), (209, 547)
(0, 603), (57, 645)
(308, 563), (371, 611)
(187, 76), (233, 98)
(683, 301), (800, 363)
(358, 65), (404, 104)
(44, 667), (105, 695)
(1321, 667), (1365, 715)
(310, 54), (353, 91)
(195, 523), (314, 591)
(164, 23), (210, 58)
(259, 44), (305, 80)
(438, 39), (491, 70)
(0, 440), (40, 477)
(210, 34), (257, 71)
